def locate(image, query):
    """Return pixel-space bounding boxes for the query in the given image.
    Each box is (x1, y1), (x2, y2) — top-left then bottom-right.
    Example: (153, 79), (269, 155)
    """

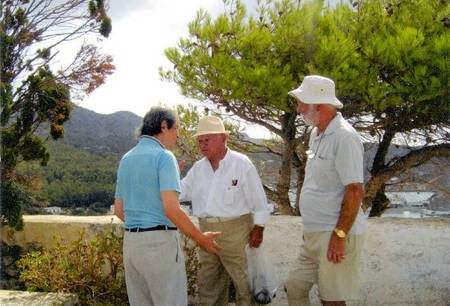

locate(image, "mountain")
(32, 106), (448, 214)
(61, 106), (142, 156)
(21, 107), (144, 214)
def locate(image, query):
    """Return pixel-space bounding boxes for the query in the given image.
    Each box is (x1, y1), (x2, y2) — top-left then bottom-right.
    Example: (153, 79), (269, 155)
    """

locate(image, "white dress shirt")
(180, 148), (271, 225)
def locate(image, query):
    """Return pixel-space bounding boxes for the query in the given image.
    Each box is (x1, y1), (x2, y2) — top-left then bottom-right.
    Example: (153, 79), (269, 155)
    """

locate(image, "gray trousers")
(123, 230), (187, 306)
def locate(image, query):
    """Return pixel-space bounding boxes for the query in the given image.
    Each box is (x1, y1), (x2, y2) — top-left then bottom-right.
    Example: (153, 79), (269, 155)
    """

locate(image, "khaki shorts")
(289, 231), (366, 301)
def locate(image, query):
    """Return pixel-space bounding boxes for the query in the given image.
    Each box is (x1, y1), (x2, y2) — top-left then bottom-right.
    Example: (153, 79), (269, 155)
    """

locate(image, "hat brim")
(288, 90), (343, 109)
(193, 130), (231, 137)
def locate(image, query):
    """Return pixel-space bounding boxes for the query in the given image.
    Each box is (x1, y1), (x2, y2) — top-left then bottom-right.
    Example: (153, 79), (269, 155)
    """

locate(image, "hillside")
(21, 107), (143, 214)
(61, 106), (142, 156)
(27, 106), (449, 215)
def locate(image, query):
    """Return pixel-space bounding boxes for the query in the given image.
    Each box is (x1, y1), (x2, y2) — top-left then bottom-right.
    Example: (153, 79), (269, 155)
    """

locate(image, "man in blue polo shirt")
(114, 106), (221, 306)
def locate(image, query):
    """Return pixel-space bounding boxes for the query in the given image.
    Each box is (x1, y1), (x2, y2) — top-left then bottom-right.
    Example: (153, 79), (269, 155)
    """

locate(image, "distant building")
(386, 191), (435, 208)
(43, 206), (63, 214)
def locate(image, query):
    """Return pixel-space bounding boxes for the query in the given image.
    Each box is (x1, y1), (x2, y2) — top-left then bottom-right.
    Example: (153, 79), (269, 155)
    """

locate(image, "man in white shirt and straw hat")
(285, 75), (367, 306)
(180, 115), (271, 306)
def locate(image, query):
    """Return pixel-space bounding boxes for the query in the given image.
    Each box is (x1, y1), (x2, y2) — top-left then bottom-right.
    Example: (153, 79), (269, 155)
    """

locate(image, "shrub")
(181, 233), (200, 304)
(17, 228), (202, 304)
(17, 229), (127, 305)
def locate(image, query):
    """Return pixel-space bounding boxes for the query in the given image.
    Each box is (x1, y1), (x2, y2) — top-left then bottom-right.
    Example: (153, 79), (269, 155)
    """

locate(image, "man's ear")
(160, 120), (167, 130)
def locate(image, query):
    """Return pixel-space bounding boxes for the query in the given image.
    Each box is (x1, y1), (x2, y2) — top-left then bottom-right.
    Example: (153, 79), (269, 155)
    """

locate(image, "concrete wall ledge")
(1, 215), (449, 305)
(0, 290), (78, 306)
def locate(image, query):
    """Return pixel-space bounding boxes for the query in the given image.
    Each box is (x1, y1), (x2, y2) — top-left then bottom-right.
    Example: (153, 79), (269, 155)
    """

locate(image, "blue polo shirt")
(114, 136), (180, 228)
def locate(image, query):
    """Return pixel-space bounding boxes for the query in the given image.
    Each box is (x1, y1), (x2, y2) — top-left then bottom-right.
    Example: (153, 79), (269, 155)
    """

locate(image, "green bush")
(182, 233), (200, 303)
(17, 229), (127, 305)
(17, 229), (201, 305)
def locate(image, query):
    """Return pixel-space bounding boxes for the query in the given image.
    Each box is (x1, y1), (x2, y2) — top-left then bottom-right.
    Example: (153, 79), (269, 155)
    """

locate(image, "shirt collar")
(315, 112), (343, 137)
(141, 135), (166, 149)
(218, 147), (231, 167)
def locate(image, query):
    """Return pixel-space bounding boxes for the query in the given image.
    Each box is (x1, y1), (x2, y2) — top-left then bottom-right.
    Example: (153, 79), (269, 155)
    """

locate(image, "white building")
(43, 206), (63, 214)
(386, 191), (435, 208)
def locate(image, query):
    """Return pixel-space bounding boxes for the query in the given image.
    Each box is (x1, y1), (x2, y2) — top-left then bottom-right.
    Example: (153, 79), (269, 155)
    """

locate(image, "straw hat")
(288, 75), (343, 109)
(193, 115), (230, 137)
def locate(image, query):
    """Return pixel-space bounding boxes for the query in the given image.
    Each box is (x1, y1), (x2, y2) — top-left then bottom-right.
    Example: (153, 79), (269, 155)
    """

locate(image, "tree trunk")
(292, 150), (306, 216)
(293, 168), (302, 216)
(363, 143), (450, 214)
(371, 130), (395, 176)
(276, 141), (295, 215)
(368, 185), (390, 217)
(364, 130), (395, 215)
(274, 112), (298, 215)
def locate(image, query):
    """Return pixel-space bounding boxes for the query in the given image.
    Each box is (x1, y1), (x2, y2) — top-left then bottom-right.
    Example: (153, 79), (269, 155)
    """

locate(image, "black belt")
(125, 225), (177, 232)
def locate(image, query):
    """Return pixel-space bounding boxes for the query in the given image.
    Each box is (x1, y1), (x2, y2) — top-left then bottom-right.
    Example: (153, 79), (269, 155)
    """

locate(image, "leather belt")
(125, 225), (177, 232)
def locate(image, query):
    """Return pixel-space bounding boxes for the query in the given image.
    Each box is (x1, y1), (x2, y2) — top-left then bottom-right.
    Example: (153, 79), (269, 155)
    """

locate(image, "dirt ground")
(238, 216), (450, 306)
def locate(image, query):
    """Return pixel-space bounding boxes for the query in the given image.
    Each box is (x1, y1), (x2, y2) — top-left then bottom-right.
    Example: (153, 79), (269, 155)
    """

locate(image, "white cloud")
(78, 0), (276, 138)
(80, 0), (227, 117)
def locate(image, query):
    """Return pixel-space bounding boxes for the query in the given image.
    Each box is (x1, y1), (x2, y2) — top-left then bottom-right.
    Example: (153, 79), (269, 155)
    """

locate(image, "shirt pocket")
(223, 185), (241, 205)
(311, 158), (340, 189)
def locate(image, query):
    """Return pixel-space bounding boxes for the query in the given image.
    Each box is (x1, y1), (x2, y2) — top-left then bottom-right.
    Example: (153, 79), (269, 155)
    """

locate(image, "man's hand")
(327, 233), (346, 264)
(248, 225), (264, 248)
(199, 232), (222, 254)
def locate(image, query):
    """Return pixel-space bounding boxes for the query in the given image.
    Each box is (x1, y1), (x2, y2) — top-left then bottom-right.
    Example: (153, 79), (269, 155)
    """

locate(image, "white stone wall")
(1, 215), (449, 305)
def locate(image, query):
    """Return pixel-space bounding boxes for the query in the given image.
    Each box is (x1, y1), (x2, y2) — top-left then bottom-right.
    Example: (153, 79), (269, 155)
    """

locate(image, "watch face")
(335, 229), (346, 238)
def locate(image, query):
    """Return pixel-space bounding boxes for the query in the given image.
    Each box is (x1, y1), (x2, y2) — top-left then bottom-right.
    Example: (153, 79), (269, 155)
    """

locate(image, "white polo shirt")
(180, 149), (271, 225)
(300, 113), (367, 234)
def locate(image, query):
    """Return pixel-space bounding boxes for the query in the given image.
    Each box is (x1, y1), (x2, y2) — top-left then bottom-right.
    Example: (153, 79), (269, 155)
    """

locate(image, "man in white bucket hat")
(285, 75), (367, 306)
(180, 115), (271, 305)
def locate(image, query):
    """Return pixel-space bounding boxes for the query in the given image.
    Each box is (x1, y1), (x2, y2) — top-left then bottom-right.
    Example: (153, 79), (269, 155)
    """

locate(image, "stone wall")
(1, 215), (449, 305)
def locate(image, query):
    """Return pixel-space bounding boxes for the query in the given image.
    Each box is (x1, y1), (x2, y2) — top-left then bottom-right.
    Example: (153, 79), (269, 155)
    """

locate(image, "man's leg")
(219, 215), (254, 306)
(198, 248), (230, 306)
(285, 272), (314, 305)
(220, 243), (253, 306)
(123, 231), (187, 306)
(285, 233), (321, 306)
(123, 232), (153, 305)
(317, 233), (366, 305)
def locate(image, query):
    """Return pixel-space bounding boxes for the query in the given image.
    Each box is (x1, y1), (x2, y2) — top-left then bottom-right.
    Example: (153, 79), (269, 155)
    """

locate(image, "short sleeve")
(335, 132), (364, 186)
(114, 161), (123, 199)
(158, 151), (181, 193)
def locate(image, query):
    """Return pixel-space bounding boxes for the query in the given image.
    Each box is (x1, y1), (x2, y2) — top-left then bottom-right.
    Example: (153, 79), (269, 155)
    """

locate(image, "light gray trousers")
(123, 230), (187, 306)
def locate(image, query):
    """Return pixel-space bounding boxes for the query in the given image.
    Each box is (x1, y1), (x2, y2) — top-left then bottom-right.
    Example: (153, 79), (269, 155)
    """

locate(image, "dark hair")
(140, 107), (177, 136)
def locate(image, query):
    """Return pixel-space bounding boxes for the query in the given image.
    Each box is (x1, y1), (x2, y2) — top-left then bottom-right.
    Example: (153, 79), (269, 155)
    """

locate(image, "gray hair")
(140, 107), (177, 136)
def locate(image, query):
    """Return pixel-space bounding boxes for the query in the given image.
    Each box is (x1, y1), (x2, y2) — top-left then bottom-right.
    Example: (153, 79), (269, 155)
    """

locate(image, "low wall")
(1, 215), (449, 305)
(1, 215), (123, 249)
(0, 290), (78, 306)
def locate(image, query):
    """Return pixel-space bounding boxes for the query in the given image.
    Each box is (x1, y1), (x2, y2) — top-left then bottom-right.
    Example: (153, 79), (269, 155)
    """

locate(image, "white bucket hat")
(193, 115), (230, 137)
(288, 75), (343, 109)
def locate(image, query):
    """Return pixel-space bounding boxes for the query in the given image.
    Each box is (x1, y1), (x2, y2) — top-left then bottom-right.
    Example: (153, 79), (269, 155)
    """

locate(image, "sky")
(74, 0), (272, 137)
(72, 0), (341, 138)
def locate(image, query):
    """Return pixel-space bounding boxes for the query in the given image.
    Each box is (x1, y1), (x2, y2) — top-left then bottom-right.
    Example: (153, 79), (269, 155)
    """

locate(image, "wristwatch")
(334, 228), (346, 238)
